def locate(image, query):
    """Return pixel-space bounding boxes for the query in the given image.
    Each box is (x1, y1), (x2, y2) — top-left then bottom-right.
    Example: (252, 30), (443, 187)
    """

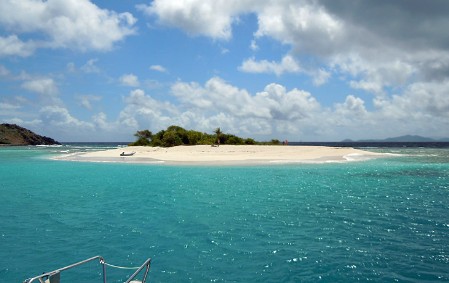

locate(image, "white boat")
(24, 256), (151, 283)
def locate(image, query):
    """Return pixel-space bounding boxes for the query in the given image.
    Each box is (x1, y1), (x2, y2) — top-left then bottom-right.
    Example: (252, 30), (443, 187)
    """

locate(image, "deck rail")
(23, 255), (151, 283)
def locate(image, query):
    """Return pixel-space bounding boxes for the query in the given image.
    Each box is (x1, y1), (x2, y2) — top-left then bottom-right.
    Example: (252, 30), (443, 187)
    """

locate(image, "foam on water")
(1, 145), (449, 282)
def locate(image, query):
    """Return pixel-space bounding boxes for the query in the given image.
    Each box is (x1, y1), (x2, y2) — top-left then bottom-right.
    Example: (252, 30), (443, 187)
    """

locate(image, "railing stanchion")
(102, 259), (107, 283)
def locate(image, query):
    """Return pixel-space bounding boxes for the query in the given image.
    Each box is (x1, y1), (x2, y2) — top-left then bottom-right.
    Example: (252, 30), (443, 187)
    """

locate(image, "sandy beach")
(55, 145), (385, 165)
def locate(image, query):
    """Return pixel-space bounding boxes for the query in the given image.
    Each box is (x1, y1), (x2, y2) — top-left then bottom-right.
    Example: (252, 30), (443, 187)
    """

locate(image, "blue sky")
(1, 0), (449, 142)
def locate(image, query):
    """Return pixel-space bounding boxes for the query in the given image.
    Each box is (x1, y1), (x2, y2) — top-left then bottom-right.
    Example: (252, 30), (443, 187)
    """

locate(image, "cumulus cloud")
(255, 1), (343, 55)
(81, 59), (100, 74)
(137, 0), (246, 40)
(21, 78), (58, 96)
(250, 40), (259, 51)
(0, 35), (36, 57)
(123, 76), (449, 140)
(150, 65), (168, 73)
(335, 95), (368, 120)
(377, 80), (449, 120)
(168, 77), (322, 137)
(39, 105), (93, 129)
(239, 55), (301, 76)
(0, 0), (136, 55)
(0, 102), (20, 111)
(11, 75), (449, 141)
(119, 88), (179, 130)
(119, 73), (140, 87)
(77, 95), (102, 110)
(311, 69), (331, 86)
(143, 0), (449, 108)
(172, 77), (262, 118)
(92, 112), (114, 131)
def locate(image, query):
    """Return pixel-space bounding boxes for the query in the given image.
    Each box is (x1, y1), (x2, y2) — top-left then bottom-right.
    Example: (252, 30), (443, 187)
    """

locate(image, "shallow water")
(1, 145), (449, 282)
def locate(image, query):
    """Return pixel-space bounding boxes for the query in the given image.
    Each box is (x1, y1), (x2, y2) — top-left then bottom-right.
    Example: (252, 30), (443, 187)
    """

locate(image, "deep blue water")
(1, 145), (449, 282)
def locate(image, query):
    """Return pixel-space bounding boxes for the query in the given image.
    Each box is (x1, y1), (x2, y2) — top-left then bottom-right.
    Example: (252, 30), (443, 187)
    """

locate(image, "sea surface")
(1, 143), (449, 282)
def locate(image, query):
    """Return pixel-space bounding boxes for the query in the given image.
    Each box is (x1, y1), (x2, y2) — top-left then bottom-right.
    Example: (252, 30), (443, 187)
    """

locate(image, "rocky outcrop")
(0, 124), (60, 145)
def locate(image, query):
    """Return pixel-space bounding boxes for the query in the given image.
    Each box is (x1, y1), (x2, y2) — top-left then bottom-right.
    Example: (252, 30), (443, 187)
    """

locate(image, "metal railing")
(23, 255), (151, 283)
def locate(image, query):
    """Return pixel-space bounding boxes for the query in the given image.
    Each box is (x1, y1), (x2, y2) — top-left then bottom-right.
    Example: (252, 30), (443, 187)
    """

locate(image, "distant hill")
(376, 135), (435, 142)
(343, 135), (449, 143)
(0, 124), (60, 145)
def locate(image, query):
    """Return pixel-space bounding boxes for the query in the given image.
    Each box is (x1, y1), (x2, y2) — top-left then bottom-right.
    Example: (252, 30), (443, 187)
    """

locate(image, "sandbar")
(54, 145), (385, 165)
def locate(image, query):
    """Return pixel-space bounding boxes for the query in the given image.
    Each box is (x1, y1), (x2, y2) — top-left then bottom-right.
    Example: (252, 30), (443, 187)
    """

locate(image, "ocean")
(1, 144), (448, 282)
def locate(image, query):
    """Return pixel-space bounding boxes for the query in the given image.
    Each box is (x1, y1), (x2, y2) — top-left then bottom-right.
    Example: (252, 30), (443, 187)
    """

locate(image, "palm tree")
(131, 129), (152, 146)
(214, 127), (222, 146)
(135, 130), (152, 141)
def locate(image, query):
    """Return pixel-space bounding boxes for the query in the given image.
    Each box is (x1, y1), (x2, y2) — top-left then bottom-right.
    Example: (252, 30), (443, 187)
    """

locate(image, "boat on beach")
(120, 151), (136, 156)
(23, 256), (151, 283)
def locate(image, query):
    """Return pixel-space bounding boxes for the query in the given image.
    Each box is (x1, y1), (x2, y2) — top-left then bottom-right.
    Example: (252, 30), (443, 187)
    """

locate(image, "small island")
(55, 125), (384, 165)
(0, 124), (60, 146)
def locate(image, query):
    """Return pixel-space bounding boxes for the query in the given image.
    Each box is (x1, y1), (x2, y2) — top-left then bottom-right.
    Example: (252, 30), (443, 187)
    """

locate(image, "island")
(52, 125), (386, 165)
(0, 124), (60, 146)
(55, 144), (385, 165)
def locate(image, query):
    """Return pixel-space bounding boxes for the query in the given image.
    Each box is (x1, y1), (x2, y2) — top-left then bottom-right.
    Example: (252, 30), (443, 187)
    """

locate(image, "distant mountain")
(0, 124), (60, 145)
(343, 135), (449, 143)
(380, 135), (436, 142)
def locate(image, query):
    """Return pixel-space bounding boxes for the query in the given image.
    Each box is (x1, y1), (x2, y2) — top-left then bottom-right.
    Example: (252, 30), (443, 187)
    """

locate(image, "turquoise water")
(1, 145), (449, 282)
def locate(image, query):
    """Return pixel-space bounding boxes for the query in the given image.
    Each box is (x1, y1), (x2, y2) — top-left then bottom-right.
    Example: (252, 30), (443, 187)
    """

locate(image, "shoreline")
(53, 145), (387, 165)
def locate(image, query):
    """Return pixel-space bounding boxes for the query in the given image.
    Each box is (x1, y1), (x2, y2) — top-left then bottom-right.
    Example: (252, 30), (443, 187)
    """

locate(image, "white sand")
(55, 145), (385, 165)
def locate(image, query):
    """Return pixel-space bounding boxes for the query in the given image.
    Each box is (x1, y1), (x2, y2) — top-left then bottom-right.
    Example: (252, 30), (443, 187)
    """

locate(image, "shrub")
(130, 126), (279, 147)
(162, 130), (183, 147)
(244, 138), (256, 145)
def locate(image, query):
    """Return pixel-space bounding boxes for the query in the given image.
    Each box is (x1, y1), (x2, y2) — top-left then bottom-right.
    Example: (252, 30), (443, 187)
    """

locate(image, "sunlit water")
(1, 145), (448, 282)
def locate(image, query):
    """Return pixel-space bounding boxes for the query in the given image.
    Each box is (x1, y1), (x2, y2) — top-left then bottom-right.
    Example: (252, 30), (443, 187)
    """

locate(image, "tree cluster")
(129, 125), (280, 147)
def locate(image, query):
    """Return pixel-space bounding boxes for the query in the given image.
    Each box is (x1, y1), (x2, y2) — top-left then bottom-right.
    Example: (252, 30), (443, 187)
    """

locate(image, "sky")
(1, 0), (449, 142)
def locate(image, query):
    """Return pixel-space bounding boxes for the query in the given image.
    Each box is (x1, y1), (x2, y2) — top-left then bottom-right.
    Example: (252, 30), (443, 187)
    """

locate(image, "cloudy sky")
(1, 0), (449, 142)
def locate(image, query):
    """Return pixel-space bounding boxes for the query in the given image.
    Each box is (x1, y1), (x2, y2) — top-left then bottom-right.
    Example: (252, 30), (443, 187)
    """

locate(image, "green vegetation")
(129, 125), (280, 147)
(132, 130), (152, 146)
(0, 123), (60, 146)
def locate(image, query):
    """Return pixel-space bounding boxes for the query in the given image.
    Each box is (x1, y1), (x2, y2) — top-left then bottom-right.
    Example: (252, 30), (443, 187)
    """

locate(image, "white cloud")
(0, 0), (137, 55)
(21, 78), (58, 96)
(168, 77), (321, 137)
(255, 1), (343, 54)
(312, 68), (331, 86)
(81, 59), (100, 74)
(165, 76), (449, 140)
(39, 105), (93, 129)
(250, 40), (259, 51)
(142, 0), (449, 123)
(239, 55), (301, 76)
(0, 65), (10, 76)
(378, 80), (449, 120)
(92, 112), (114, 131)
(349, 80), (384, 95)
(172, 77), (263, 118)
(0, 102), (20, 111)
(149, 65), (168, 73)
(119, 73), (140, 87)
(119, 88), (179, 130)
(77, 95), (102, 110)
(0, 35), (35, 57)
(137, 0), (244, 40)
(334, 95), (368, 120)
(7, 73), (449, 141)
